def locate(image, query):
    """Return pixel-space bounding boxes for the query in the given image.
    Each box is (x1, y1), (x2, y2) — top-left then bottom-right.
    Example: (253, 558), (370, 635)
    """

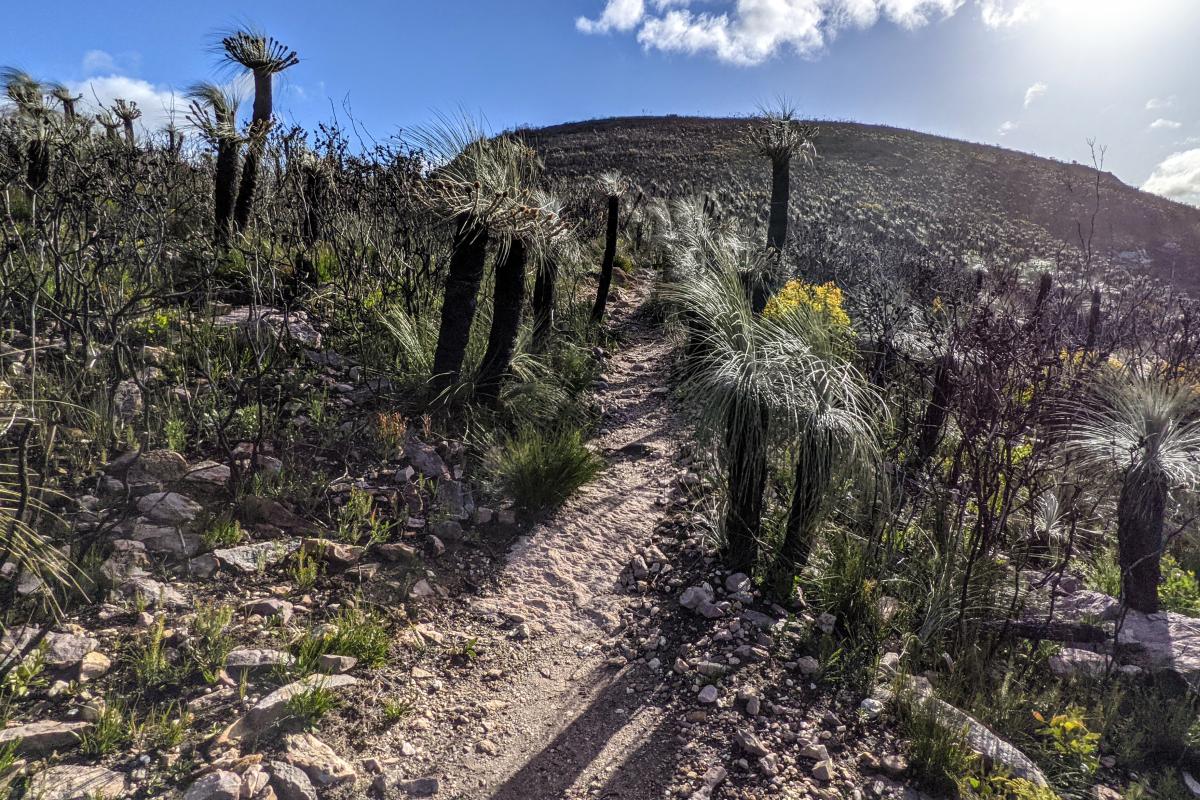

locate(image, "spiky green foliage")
(744, 100), (818, 165)
(1064, 374), (1200, 612)
(0, 68), (43, 117)
(657, 199), (880, 583)
(484, 425), (603, 511)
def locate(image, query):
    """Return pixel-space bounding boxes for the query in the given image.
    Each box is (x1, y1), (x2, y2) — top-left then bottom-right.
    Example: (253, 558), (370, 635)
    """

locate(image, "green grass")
(124, 615), (178, 689)
(79, 698), (129, 756)
(293, 606), (390, 673)
(484, 426), (603, 511)
(285, 684), (338, 728)
(201, 516), (245, 551)
(189, 602), (236, 684)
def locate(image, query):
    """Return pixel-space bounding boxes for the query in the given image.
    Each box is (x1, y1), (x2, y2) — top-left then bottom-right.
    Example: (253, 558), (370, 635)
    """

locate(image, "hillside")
(532, 115), (1200, 289)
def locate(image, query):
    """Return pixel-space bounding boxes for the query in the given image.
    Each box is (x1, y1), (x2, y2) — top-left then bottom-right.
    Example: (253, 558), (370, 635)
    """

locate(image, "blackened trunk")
(301, 168), (325, 246)
(25, 139), (49, 191)
(767, 156), (790, 253)
(213, 139), (240, 244)
(431, 217), (489, 396)
(123, 121), (135, 148)
(1084, 287), (1102, 352)
(724, 399), (768, 574)
(233, 143), (261, 232)
(913, 353), (956, 472)
(532, 257), (558, 350)
(591, 195), (620, 324)
(1118, 468), (1165, 613)
(771, 428), (833, 598)
(233, 70), (273, 232)
(476, 239), (527, 406)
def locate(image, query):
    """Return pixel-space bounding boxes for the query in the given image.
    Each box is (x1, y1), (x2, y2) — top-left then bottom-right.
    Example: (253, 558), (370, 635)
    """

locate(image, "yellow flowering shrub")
(763, 280), (851, 329)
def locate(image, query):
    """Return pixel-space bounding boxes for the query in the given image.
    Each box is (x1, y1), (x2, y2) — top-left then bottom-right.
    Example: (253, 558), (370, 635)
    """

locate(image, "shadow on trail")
(485, 662), (688, 800)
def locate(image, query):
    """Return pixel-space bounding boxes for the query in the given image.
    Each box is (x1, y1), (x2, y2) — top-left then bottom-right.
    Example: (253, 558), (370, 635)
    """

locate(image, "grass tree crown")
(409, 116), (570, 246)
(744, 101), (818, 166)
(186, 82), (243, 143)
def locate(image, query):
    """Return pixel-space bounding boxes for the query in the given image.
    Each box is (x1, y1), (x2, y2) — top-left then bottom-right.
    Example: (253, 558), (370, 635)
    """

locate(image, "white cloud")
(82, 50), (117, 75)
(577, 0), (647, 33)
(1143, 149), (1200, 205)
(1023, 81), (1047, 108)
(580, 0), (965, 65)
(1146, 95), (1178, 111)
(69, 75), (183, 137)
(1150, 118), (1183, 130)
(979, 0), (1041, 27)
(576, 0), (1060, 63)
(998, 120), (1018, 136)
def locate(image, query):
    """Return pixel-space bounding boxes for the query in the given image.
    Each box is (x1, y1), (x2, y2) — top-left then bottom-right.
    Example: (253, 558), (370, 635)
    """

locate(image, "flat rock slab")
(183, 769), (242, 800)
(282, 732), (356, 786)
(904, 677), (1048, 787)
(220, 673), (358, 741)
(137, 491), (202, 527)
(214, 307), (322, 349)
(1117, 610), (1200, 689)
(226, 648), (295, 676)
(25, 765), (127, 799)
(119, 575), (189, 609)
(0, 627), (98, 670)
(213, 540), (298, 574)
(0, 719), (91, 755)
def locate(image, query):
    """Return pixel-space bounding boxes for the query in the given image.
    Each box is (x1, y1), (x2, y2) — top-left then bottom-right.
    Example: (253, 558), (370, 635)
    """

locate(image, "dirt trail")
(420, 287), (684, 799)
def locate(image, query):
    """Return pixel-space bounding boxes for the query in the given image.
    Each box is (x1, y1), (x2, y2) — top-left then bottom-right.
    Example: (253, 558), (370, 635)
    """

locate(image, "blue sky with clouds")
(4, 1), (1200, 203)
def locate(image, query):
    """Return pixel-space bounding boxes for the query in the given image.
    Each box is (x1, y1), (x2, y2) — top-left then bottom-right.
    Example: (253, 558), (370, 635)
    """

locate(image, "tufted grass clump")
(294, 606), (390, 673)
(484, 426), (603, 512)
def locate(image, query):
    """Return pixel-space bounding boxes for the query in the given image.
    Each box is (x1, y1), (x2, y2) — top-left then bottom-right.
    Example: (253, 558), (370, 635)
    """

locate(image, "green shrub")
(202, 517), (245, 551)
(124, 616), (177, 689)
(294, 606), (390, 672)
(189, 602), (236, 684)
(80, 698), (129, 756)
(485, 426), (603, 511)
(285, 683), (338, 728)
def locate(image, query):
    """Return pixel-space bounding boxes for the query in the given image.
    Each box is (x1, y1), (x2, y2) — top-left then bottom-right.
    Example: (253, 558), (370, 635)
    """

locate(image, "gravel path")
(425, 287), (684, 799)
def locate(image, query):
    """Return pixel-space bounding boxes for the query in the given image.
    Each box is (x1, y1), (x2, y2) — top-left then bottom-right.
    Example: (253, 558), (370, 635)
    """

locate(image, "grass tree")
(220, 28), (299, 232)
(1065, 375), (1200, 613)
(48, 84), (82, 122)
(590, 171), (628, 324)
(95, 112), (121, 142)
(476, 191), (572, 405)
(744, 102), (817, 312)
(762, 290), (880, 599)
(187, 82), (243, 244)
(411, 118), (550, 399)
(658, 203), (790, 573)
(2, 68), (51, 195)
(111, 99), (141, 148)
(531, 190), (578, 350)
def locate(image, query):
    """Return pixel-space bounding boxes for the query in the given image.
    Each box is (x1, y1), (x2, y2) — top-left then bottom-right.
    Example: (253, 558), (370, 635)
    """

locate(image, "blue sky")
(5, 1), (1200, 204)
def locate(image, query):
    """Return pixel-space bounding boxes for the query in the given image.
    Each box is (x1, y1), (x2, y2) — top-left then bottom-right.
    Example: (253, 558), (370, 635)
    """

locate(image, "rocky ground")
(2, 280), (1194, 800)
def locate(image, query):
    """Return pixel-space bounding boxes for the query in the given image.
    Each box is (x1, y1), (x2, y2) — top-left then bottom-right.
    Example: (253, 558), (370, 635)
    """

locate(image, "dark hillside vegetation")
(532, 115), (1200, 289)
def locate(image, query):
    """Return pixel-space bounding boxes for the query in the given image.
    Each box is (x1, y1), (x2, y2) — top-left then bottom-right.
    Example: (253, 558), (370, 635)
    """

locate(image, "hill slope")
(532, 116), (1200, 289)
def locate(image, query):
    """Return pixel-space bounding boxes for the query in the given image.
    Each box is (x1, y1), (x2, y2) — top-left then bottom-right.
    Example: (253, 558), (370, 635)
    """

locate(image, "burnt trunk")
(213, 139), (240, 244)
(233, 70), (273, 232)
(724, 399), (769, 575)
(123, 121), (135, 148)
(771, 428), (833, 598)
(767, 156), (790, 253)
(476, 239), (527, 406)
(233, 143), (261, 232)
(431, 217), (490, 396)
(591, 195), (620, 324)
(1117, 467), (1165, 613)
(532, 256), (558, 350)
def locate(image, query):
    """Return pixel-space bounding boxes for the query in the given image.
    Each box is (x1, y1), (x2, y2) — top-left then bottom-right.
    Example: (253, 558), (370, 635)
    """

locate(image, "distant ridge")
(531, 116), (1200, 290)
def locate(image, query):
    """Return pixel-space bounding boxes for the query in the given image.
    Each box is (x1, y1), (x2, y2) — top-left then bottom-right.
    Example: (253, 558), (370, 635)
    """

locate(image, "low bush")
(484, 426), (603, 511)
